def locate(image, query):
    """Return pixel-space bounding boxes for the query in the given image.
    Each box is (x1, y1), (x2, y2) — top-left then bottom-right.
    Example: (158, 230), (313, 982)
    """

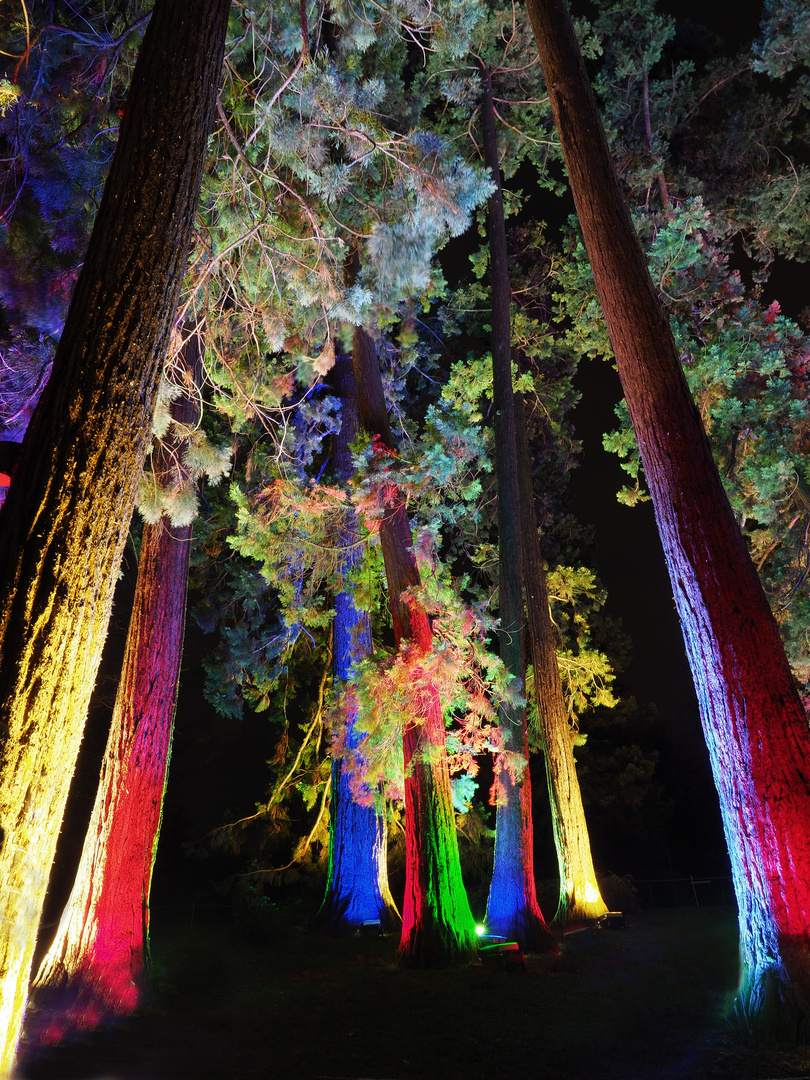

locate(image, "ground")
(18, 902), (810, 1080)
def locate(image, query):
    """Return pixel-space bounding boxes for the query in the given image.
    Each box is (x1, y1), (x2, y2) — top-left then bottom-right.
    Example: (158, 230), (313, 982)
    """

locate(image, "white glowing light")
(580, 881), (601, 904)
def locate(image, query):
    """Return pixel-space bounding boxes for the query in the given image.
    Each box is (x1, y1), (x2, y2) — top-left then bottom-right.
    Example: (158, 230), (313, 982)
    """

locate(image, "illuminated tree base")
(30, 509), (192, 1045)
(557, 884), (609, 924)
(319, 758), (400, 934)
(486, 755), (556, 952)
(733, 949), (810, 1043)
(484, 903), (556, 953)
(398, 687), (478, 966)
(24, 967), (139, 1049)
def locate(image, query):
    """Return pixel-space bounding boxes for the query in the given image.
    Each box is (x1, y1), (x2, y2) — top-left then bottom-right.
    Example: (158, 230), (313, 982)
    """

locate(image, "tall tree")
(479, 64), (556, 948)
(28, 328), (215, 1039)
(0, 0), (229, 1068)
(578, 0), (810, 697)
(351, 321), (478, 964)
(528, 0), (810, 1036)
(515, 392), (607, 923)
(318, 347), (399, 932)
(426, 4), (614, 927)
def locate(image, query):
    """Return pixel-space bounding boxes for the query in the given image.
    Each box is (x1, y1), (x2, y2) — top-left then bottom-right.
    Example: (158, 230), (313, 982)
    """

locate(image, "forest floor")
(18, 900), (810, 1080)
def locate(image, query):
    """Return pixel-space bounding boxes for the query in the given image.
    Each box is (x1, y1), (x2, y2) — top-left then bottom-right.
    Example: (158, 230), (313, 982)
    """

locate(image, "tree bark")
(351, 324), (477, 964)
(318, 347), (400, 933)
(0, 1), (229, 1069)
(527, 0), (810, 1037)
(515, 392), (606, 923)
(479, 65), (555, 951)
(27, 329), (203, 1043)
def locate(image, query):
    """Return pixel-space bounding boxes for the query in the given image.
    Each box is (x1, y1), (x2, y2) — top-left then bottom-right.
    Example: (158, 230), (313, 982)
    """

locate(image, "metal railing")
(632, 874), (734, 908)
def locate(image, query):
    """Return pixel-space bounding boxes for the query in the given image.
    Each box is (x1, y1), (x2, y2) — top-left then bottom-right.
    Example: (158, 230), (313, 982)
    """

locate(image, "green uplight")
(475, 924), (486, 936)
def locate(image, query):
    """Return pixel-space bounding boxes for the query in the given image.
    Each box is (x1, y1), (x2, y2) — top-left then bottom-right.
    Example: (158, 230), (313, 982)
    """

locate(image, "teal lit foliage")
(552, 0), (810, 691)
(0, 0), (146, 335)
(190, 450), (336, 887)
(428, 4), (556, 187)
(426, 0), (603, 195)
(595, 201), (810, 694)
(753, 0), (810, 79)
(591, 0), (810, 272)
(197, 0), (494, 428)
(746, 0), (810, 267)
(350, 391), (491, 535)
(136, 362), (232, 529)
(591, 0), (690, 207)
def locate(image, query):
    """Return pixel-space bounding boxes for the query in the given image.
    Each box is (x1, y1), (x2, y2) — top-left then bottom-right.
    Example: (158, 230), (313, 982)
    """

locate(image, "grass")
(18, 900), (810, 1080)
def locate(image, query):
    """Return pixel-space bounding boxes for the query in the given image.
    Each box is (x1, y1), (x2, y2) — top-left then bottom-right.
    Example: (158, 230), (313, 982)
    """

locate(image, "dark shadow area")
(19, 903), (810, 1080)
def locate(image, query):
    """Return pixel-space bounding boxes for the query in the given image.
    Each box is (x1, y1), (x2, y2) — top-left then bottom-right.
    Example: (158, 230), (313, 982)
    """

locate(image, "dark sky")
(658, 0), (763, 50)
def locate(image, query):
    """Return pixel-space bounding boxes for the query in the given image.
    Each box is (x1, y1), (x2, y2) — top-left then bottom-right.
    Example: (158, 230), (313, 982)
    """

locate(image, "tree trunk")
(351, 324), (477, 964)
(318, 348), (400, 932)
(0, 1), (229, 1069)
(515, 392), (607, 923)
(27, 329), (203, 1043)
(527, 0), (810, 1037)
(479, 65), (555, 951)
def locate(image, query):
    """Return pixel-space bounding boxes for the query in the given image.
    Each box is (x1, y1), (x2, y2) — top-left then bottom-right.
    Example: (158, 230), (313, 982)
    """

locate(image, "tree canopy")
(2, 0), (810, 1054)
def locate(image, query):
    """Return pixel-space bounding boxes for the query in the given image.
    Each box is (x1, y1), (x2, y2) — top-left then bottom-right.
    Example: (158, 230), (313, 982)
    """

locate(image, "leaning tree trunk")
(480, 65), (555, 952)
(318, 347), (400, 933)
(28, 329), (203, 1043)
(515, 392), (606, 923)
(528, 0), (810, 1038)
(351, 324), (477, 965)
(0, 1), (229, 1070)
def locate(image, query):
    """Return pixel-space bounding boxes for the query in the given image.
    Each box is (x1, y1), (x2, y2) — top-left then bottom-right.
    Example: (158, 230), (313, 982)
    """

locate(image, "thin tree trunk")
(480, 65), (555, 951)
(515, 392), (607, 923)
(528, 0), (810, 1037)
(0, 2), (229, 1069)
(641, 67), (670, 212)
(28, 329), (203, 1042)
(318, 347), (399, 932)
(351, 324), (477, 965)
